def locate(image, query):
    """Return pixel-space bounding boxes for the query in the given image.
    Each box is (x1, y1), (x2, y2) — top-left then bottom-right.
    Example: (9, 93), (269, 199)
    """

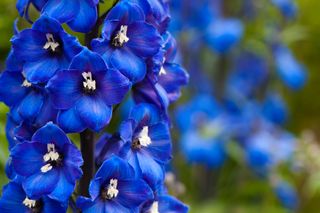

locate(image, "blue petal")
(32, 15), (64, 33)
(42, 0), (79, 24)
(106, 1), (144, 24)
(11, 29), (47, 61)
(0, 182), (27, 212)
(23, 168), (59, 199)
(105, 200), (133, 213)
(137, 151), (165, 188)
(116, 179), (153, 208)
(129, 103), (161, 127)
(62, 143), (83, 183)
(76, 96), (112, 132)
(69, 48), (108, 73)
(94, 155), (134, 183)
(0, 71), (28, 107)
(6, 50), (23, 71)
(80, 198), (105, 213)
(126, 21), (162, 58)
(32, 122), (70, 148)
(110, 47), (146, 83)
(158, 195), (189, 213)
(67, 0), (98, 33)
(159, 63), (189, 103)
(57, 107), (86, 133)
(43, 197), (68, 213)
(147, 122), (172, 163)
(24, 56), (61, 83)
(18, 90), (44, 121)
(48, 171), (75, 202)
(97, 68), (131, 105)
(11, 142), (46, 176)
(16, 0), (28, 16)
(47, 69), (83, 109)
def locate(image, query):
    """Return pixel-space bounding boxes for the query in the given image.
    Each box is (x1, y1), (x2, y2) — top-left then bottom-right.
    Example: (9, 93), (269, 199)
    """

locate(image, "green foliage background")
(0, 1), (319, 212)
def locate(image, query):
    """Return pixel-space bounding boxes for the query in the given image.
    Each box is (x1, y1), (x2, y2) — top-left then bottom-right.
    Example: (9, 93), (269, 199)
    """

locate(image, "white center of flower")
(22, 79), (32, 87)
(82, 72), (96, 92)
(138, 126), (152, 147)
(41, 144), (60, 173)
(43, 33), (60, 52)
(159, 67), (167, 75)
(106, 179), (119, 199)
(149, 201), (159, 213)
(23, 197), (36, 208)
(112, 25), (129, 47)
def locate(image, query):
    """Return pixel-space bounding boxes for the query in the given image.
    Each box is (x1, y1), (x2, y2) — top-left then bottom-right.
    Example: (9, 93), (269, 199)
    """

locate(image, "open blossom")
(16, 0), (99, 33)
(11, 15), (83, 84)
(92, 1), (162, 83)
(0, 181), (67, 213)
(47, 48), (131, 132)
(11, 122), (83, 201)
(77, 155), (153, 212)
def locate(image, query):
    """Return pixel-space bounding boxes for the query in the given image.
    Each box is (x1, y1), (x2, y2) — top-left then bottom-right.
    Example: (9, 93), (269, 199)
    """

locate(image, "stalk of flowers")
(0, 0), (188, 212)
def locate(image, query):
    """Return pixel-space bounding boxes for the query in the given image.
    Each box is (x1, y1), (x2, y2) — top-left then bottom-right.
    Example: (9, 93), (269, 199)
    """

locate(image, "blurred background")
(1, 0), (320, 212)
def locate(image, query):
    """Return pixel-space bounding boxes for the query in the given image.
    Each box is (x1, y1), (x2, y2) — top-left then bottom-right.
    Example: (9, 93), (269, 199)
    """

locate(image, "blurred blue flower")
(206, 18), (244, 54)
(274, 181), (299, 210)
(11, 122), (83, 201)
(271, 0), (297, 19)
(77, 155), (153, 213)
(262, 93), (288, 125)
(274, 45), (307, 90)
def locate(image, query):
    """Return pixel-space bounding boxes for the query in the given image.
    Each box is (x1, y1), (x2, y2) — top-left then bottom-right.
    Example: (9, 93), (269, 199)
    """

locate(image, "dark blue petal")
(43, 197), (68, 213)
(127, 22), (162, 58)
(11, 142), (46, 176)
(18, 90), (43, 121)
(147, 122), (172, 163)
(6, 50), (23, 71)
(158, 195), (189, 213)
(116, 179), (153, 208)
(70, 48), (108, 72)
(11, 29), (47, 61)
(57, 107), (86, 133)
(105, 200), (133, 213)
(0, 182), (27, 212)
(0, 71), (28, 107)
(24, 56), (61, 83)
(16, 0), (28, 16)
(129, 103), (161, 127)
(32, 122), (70, 148)
(97, 68), (131, 105)
(62, 143), (83, 183)
(67, 0), (98, 33)
(48, 171), (75, 202)
(94, 155), (134, 183)
(110, 47), (146, 83)
(42, 0), (79, 24)
(32, 15), (64, 33)
(106, 1), (144, 24)
(76, 96), (112, 132)
(23, 169), (59, 199)
(47, 69), (83, 109)
(80, 198), (105, 213)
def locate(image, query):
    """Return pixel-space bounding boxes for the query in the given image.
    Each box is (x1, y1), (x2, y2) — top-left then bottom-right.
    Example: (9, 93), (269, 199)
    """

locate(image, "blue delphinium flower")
(92, 1), (163, 83)
(206, 18), (244, 54)
(262, 93), (288, 125)
(273, 45), (307, 90)
(142, 194), (189, 213)
(11, 15), (83, 84)
(47, 48), (131, 133)
(274, 181), (298, 210)
(77, 155), (153, 212)
(0, 181), (67, 213)
(10, 122), (83, 201)
(16, 0), (99, 33)
(118, 103), (172, 188)
(271, 0), (297, 19)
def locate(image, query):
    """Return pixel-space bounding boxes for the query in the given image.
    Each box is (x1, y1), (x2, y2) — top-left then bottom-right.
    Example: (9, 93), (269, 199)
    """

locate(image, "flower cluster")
(171, 0), (304, 210)
(0, 0), (188, 212)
